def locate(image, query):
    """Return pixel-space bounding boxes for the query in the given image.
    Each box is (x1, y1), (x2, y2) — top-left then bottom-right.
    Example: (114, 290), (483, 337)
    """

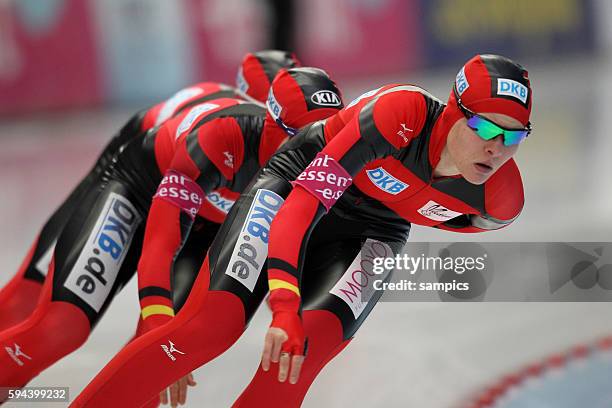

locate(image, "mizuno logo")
(4, 343), (32, 366)
(223, 151), (234, 168)
(161, 340), (185, 361)
(397, 123), (414, 143)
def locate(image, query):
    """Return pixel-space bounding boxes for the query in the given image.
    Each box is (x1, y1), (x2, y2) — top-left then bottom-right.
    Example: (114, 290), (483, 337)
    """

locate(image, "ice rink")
(1, 54), (611, 407)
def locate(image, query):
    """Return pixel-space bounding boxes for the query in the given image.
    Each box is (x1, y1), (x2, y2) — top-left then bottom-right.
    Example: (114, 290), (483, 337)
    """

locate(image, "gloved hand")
(261, 311), (307, 384)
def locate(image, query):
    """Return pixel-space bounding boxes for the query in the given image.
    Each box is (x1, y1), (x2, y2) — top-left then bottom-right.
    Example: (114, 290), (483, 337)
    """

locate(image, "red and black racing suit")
(71, 84), (523, 408)
(0, 82), (242, 331)
(0, 91), (290, 391)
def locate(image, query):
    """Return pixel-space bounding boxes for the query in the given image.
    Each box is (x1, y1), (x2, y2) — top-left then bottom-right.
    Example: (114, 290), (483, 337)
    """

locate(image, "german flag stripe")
(141, 304), (175, 319)
(269, 279), (300, 297)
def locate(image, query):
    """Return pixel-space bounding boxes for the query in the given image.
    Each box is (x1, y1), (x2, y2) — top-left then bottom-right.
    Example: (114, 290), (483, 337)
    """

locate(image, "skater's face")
(447, 112), (522, 185)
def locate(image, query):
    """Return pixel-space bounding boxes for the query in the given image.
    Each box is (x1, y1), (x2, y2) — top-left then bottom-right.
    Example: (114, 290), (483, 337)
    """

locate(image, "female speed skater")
(71, 54), (532, 407)
(0, 50), (300, 332)
(0, 64), (343, 405)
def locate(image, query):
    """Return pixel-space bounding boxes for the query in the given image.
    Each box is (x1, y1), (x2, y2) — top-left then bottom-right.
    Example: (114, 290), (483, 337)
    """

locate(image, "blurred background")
(0, 0), (611, 407)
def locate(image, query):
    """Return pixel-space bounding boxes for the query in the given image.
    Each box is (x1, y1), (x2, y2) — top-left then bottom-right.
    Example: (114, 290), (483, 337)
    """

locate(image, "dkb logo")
(366, 167), (408, 195)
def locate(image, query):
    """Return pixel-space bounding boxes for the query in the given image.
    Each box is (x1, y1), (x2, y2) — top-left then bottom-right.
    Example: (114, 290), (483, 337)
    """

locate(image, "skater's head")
(266, 67), (344, 136)
(237, 50), (301, 103)
(445, 54), (533, 184)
